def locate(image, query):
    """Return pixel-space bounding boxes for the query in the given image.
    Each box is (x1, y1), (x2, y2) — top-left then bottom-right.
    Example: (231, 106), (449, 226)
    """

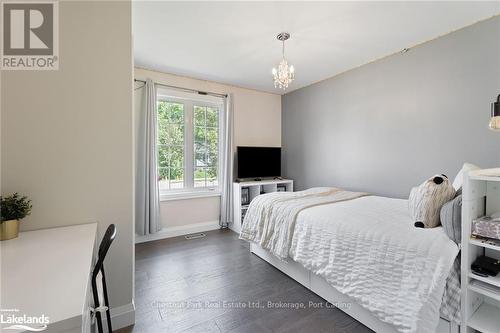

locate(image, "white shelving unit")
(231, 179), (293, 233)
(461, 168), (500, 333)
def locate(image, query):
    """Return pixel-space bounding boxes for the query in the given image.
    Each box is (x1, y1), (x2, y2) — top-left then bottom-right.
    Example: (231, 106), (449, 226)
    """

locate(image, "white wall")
(134, 68), (281, 230)
(159, 197), (221, 228)
(1, 0), (134, 319)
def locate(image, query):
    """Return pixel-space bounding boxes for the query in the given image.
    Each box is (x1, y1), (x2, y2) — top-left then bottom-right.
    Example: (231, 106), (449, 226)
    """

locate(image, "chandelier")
(272, 32), (295, 90)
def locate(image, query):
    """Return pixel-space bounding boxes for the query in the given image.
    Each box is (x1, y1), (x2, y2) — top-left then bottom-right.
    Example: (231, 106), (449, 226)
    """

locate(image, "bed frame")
(250, 243), (460, 333)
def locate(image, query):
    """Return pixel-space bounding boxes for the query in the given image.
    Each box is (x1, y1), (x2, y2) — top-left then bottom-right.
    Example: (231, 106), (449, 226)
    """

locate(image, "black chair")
(92, 224), (117, 333)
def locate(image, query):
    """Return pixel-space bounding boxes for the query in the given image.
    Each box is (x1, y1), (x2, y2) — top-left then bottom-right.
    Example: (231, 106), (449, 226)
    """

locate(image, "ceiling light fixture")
(272, 32), (295, 90)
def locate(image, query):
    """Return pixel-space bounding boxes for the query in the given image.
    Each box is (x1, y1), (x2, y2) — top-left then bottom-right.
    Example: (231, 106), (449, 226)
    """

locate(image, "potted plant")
(0, 193), (32, 241)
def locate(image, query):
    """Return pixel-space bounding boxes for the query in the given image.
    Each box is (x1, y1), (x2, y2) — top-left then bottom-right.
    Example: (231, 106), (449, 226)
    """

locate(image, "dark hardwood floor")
(121, 229), (372, 333)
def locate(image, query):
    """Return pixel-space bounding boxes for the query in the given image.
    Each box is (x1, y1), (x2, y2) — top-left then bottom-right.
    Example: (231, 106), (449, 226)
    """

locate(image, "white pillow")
(452, 163), (480, 191)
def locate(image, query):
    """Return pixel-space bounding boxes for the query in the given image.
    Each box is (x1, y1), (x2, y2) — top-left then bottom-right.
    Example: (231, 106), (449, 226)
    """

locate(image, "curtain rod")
(134, 79), (227, 98)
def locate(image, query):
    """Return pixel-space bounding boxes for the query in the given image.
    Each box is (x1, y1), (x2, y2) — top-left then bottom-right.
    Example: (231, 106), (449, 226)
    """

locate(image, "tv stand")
(231, 178), (294, 233)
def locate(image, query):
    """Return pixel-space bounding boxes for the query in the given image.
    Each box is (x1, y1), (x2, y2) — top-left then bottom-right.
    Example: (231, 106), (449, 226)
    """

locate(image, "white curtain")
(220, 94), (234, 228)
(135, 79), (161, 235)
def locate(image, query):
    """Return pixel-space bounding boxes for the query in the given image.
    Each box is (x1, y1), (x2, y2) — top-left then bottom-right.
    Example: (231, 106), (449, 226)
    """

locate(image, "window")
(157, 89), (223, 196)
(157, 101), (185, 191)
(194, 105), (219, 188)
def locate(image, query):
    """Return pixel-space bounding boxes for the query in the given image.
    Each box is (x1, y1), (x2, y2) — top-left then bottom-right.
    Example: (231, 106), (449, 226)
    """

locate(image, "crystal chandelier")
(272, 32), (295, 90)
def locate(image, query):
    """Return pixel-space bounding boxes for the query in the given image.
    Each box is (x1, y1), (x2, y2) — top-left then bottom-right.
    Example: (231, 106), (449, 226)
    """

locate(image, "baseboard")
(135, 221), (220, 244)
(100, 302), (135, 331)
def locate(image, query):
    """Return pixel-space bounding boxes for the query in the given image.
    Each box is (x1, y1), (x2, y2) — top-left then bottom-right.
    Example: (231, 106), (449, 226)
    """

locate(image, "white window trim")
(160, 189), (221, 202)
(157, 88), (224, 199)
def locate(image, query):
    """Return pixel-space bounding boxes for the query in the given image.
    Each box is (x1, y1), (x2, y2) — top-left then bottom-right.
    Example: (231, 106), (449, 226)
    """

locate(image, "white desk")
(1, 223), (98, 333)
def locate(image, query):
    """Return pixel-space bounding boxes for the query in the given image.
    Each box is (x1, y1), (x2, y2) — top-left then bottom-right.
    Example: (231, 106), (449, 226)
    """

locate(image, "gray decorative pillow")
(409, 174), (456, 228)
(440, 195), (462, 244)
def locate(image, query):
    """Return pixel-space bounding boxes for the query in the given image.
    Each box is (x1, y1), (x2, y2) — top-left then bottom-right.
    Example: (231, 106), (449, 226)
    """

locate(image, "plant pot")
(0, 219), (20, 241)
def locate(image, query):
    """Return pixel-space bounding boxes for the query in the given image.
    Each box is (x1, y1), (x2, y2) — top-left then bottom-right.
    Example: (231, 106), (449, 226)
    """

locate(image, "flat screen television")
(237, 146), (281, 179)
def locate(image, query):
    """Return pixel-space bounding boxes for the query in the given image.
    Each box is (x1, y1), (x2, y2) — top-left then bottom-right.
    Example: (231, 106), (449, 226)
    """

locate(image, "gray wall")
(282, 16), (500, 198)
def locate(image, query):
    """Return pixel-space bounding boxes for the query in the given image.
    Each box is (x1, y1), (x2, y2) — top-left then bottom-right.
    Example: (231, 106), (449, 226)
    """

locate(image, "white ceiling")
(133, 1), (499, 95)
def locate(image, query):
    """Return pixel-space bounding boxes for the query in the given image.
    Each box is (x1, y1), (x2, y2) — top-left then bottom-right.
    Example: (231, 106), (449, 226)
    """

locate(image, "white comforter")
(240, 187), (368, 259)
(240, 189), (459, 333)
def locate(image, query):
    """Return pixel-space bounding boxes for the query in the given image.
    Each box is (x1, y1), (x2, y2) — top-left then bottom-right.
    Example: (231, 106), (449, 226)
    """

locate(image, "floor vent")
(185, 233), (206, 240)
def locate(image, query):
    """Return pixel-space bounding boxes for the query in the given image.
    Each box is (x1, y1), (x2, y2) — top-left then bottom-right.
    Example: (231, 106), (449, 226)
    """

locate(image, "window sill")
(160, 191), (221, 202)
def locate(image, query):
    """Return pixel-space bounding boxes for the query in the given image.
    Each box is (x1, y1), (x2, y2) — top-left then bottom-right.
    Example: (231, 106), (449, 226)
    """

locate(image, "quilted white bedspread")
(289, 195), (459, 333)
(239, 187), (368, 259)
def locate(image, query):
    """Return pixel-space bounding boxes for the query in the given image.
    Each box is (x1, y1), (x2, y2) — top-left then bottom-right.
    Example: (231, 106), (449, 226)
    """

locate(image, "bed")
(239, 187), (461, 333)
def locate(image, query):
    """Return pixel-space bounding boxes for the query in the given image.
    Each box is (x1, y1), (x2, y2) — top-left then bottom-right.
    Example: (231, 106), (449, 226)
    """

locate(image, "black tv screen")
(237, 146), (281, 179)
